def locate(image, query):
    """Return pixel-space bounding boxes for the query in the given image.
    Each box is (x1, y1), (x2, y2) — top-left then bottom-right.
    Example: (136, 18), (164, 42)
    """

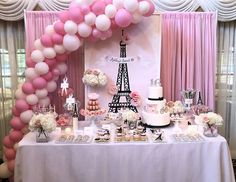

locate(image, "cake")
(142, 79), (170, 127)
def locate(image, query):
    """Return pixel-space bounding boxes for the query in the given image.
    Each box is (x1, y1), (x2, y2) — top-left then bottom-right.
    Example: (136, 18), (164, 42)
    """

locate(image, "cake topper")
(150, 79), (161, 86)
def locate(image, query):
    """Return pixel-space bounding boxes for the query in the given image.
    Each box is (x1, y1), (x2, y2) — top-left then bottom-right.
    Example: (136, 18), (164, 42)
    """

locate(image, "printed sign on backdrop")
(84, 13), (161, 111)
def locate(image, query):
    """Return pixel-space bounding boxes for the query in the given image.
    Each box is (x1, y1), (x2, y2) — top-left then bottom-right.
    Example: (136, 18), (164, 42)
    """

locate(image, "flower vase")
(203, 124), (218, 137)
(36, 127), (49, 143)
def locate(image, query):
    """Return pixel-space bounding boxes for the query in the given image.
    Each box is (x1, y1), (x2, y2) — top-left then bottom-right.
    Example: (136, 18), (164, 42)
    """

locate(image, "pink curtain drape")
(25, 11), (85, 116)
(161, 12), (217, 109)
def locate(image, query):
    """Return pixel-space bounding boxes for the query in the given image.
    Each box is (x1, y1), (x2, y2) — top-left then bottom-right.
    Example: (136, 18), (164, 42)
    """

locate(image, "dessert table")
(14, 126), (235, 182)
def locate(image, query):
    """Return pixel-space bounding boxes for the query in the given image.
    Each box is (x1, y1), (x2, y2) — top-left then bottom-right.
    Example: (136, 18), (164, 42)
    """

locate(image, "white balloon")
(105, 4), (117, 18)
(54, 45), (66, 54)
(56, 62), (68, 75)
(47, 81), (57, 93)
(124, 0), (138, 12)
(95, 15), (111, 31)
(84, 12), (96, 26)
(35, 88), (48, 99)
(75, 0), (94, 6)
(63, 34), (81, 51)
(78, 23), (92, 37)
(34, 39), (44, 50)
(20, 109), (34, 123)
(45, 25), (55, 35)
(43, 47), (56, 59)
(113, 0), (124, 9)
(15, 88), (26, 99)
(38, 96), (50, 107)
(138, 1), (150, 15)
(132, 11), (143, 24)
(25, 68), (39, 80)
(35, 62), (49, 75)
(31, 50), (44, 63)
(0, 163), (12, 179)
(64, 20), (78, 35)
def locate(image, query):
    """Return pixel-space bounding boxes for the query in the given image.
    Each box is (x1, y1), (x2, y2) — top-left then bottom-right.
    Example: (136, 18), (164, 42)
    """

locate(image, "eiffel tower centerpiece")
(108, 30), (138, 113)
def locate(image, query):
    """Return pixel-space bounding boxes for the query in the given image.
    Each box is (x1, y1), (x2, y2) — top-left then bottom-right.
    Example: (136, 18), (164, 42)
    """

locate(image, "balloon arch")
(0, 0), (154, 179)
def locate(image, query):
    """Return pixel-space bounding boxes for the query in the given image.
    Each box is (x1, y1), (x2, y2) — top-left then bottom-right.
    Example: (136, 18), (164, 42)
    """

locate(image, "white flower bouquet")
(120, 109), (140, 122)
(198, 112), (223, 126)
(82, 69), (107, 87)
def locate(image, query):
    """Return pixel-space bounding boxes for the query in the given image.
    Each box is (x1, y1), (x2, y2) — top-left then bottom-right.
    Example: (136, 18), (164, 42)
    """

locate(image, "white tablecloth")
(15, 128), (235, 182)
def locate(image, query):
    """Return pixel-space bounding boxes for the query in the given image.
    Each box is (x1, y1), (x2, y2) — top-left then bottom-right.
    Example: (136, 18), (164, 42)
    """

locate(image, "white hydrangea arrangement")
(82, 69), (107, 87)
(120, 109), (140, 122)
(198, 112), (223, 126)
(29, 113), (57, 133)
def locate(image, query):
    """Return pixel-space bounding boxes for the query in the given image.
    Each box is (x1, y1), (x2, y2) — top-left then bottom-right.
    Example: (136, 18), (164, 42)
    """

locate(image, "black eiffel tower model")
(108, 30), (138, 113)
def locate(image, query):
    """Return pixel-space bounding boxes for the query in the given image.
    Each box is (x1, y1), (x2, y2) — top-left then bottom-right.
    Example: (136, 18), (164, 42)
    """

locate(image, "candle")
(64, 127), (72, 136)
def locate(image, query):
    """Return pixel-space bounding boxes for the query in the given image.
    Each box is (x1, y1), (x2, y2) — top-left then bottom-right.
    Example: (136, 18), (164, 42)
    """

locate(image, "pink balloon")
(10, 117), (25, 130)
(42, 71), (53, 81)
(40, 34), (53, 47)
(144, 1), (155, 17)
(15, 99), (30, 113)
(92, 28), (102, 38)
(12, 107), (21, 117)
(32, 77), (47, 89)
(22, 82), (35, 95)
(111, 19), (118, 29)
(104, 0), (112, 5)
(115, 9), (132, 28)
(69, 1), (78, 9)
(3, 136), (14, 148)
(52, 69), (60, 76)
(9, 130), (23, 143)
(47, 81), (57, 93)
(91, 1), (106, 15)
(87, 34), (99, 42)
(52, 33), (63, 44)
(38, 96), (51, 107)
(101, 29), (112, 38)
(59, 11), (70, 23)
(26, 58), (36, 68)
(56, 53), (68, 62)
(7, 160), (15, 172)
(54, 21), (66, 35)
(69, 7), (83, 24)
(81, 5), (90, 15)
(4, 148), (16, 160)
(45, 58), (57, 70)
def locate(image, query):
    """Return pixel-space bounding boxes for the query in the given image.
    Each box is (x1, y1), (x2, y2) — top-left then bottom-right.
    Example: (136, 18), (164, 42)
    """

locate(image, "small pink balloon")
(104, 0), (112, 5)
(52, 69), (60, 76)
(144, 1), (155, 17)
(7, 160), (15, 172)
(45, 58), (57, 70)
(111, 19), (118, 29)
(69, 7), (83, 24)
(81, 5), (90, 15)
(52, 33), (63, 44)
(69, 1), (78, 9)
(56, 53), (68, 62)
(15, 99), (30, 113)
(4, 148), (16, 160)
(91, 1), (106, 15)
(9, 130), (23, 143)
(3, 136), (14, 148)
(102, 29), (112, 38)
(42, 71), (53, 81)
(54, 21), (66, 35)
(47, 81), (57, 93)
(115, 9), (132, 28)
(59, 11), (70, 23)
(22, 82), (35, 95)
(10, 117), (25, 130)
(92, 28), (102, 38)
(26, 58), (36, 68)
(32, 77), (47, 89)
(40, 34), (53, 47)
(12, 107), (21, 117)
(87, 34), (99, 42)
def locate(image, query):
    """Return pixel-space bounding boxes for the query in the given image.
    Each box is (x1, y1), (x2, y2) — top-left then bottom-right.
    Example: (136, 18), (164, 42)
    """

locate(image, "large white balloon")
(26, 94), (39, 105)
(95, 15), (111, 31)
(54, 45), (66, 54)
(113, 0), (124, 9)
(35, 62), (49, 75)
(25, 68), (39, 80)
(45, 25), (55, 35)
(15, 88), (26, 99)
(78, 23), (92, 37)
(56, 62), (68, 75)
(63, 34), (81, 51)
(20, 109), (34, 123)
(31, 50), (44, 63)
(34, 39), (44, 50)
(64, 20), (78, 35)
(47, 81), (57, 93)
(35, 88), (48, 99)
(43, 47), (56, 59)
(138, 1), (150, 15)
(84, 12), (96, 26)
(38, 96), (50, 107)
(0, 163), (12, 178)
(105, 4), (117, 18)
(124, 0), (138, 12)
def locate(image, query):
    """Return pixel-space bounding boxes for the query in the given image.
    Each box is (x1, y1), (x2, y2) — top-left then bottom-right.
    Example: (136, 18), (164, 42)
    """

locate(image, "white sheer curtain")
(216, 21), (236, 158)
(0, 20), (25, 156)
